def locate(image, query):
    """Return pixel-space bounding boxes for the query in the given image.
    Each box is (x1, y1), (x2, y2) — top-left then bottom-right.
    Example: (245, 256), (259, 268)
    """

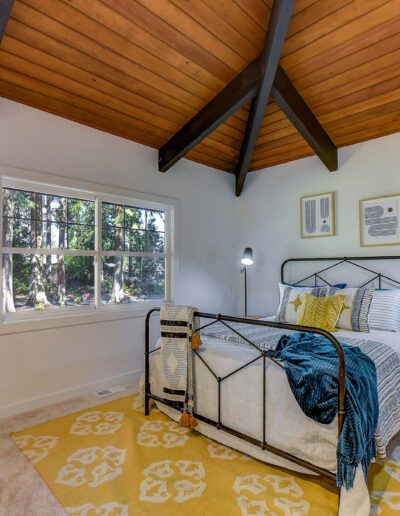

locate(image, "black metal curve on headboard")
(281, 256), (400, 289)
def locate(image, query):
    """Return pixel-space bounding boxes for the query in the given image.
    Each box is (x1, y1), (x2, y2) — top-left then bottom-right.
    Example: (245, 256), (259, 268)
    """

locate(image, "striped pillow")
(334, 287), (374, 332)
(369, 290), (400, 332)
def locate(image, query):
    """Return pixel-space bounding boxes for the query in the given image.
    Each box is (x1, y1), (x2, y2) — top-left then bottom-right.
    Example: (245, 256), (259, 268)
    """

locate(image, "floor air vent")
(95, 385), (126, 398)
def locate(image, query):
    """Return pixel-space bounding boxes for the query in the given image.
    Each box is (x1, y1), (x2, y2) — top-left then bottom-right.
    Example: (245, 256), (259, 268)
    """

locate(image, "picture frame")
(300, 192), (335, 239)
(359, 193), (400, 247)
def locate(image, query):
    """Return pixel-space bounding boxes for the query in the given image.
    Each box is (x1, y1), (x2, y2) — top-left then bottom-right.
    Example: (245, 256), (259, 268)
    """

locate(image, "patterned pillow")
(369, 290), (400, 332)
(334, 287), (374, 332)
(297, 294), (345, 332)
(276, 283), (338, 324)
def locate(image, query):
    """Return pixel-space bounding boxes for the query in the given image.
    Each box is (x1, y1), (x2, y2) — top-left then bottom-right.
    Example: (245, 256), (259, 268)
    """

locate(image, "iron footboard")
(144, 308), (345, 493)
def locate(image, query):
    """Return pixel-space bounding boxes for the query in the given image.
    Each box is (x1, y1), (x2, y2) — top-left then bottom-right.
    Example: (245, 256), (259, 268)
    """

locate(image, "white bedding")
(148, 320), (399, 516)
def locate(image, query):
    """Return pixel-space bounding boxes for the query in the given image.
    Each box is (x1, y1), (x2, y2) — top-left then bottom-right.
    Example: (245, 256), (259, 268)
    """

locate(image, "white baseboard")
(0, 369), (143, 419)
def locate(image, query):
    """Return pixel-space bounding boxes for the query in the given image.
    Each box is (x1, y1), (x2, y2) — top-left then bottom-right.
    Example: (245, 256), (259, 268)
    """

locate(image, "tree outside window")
(2, 184), (169, 317)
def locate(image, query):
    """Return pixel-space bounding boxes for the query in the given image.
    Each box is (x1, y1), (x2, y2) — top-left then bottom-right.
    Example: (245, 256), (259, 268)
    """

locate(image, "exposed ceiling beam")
(235, 0), (295, 197)
(0, 0), (15, 44)
(271, 66), (338, 172)
(158, 11), (338, 187)
(158, 56), (263, 173)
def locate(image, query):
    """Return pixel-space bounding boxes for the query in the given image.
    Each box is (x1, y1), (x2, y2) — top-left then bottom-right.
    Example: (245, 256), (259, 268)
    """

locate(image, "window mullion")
(95, 197), (102, 308)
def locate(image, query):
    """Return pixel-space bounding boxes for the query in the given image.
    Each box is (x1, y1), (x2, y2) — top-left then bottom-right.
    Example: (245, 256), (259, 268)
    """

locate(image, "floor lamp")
(241, 247), (254, 316)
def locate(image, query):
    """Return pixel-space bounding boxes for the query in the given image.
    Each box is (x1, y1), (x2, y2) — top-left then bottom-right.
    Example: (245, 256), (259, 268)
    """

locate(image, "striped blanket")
(160, 304), (200, 418)
(201, 322), (400, 458)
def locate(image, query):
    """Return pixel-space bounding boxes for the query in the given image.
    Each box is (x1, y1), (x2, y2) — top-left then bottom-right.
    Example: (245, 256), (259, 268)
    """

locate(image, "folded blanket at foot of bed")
(271, 332), (379, 489)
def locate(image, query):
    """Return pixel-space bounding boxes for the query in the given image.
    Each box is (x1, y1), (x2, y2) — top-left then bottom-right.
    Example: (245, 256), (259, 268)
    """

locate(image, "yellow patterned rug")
(11, 394), (400, 515)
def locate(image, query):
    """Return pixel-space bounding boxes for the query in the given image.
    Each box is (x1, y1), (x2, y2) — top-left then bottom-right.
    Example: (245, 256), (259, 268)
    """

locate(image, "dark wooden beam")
(158, 56), (263, 173)
(235, 0), (295, 196)
(271, 66), (338, 172)
(0, 0), (15, 44)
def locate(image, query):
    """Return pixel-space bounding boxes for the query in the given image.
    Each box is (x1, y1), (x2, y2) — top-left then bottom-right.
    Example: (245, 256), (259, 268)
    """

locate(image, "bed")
(144, 256), (400, 516)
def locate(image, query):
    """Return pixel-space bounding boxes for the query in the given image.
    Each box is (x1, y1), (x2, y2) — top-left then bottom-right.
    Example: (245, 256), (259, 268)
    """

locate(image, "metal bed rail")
(144, 308), (346, 486)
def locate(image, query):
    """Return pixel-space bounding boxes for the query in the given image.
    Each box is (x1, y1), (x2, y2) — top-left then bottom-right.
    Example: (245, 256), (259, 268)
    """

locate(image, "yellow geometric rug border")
(10, 393), (400, 515)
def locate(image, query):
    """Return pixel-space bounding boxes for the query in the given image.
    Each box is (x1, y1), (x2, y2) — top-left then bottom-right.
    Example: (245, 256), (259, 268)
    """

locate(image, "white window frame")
(0, 174), (174, 324)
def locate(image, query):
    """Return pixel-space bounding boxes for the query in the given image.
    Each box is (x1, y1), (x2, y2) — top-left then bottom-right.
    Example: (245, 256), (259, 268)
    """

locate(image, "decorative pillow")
(334, 287), (374, 332)
(276, 283), (339, 324)
(369, 290), (400, 332)
(296, 293), (345, 332)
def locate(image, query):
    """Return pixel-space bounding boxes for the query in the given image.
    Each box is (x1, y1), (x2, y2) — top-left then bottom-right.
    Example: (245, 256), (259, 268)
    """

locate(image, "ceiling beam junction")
(158, 0), (338, 195)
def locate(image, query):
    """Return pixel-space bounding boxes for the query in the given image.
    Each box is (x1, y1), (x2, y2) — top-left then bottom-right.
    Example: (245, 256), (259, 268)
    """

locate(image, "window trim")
(0, 167), (176, 327)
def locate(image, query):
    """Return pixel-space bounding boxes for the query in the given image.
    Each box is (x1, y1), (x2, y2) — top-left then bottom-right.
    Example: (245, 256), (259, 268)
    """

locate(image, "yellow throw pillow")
(296, 294), (346, 332)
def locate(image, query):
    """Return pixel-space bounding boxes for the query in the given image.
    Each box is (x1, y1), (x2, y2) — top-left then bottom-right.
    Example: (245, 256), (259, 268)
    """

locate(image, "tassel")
(179, 411), (190, 427)
(188, 414), (198, 429)
(191, 333), (202, 349)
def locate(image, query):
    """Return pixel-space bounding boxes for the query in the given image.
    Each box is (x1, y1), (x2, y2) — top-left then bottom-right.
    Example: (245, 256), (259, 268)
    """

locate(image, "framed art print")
(360, 193), (400, 247)
(300, 192), (335, 238)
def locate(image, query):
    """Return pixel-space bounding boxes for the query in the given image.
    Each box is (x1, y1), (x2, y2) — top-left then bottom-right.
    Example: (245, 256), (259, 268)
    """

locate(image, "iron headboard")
(281, 256), (400, 289)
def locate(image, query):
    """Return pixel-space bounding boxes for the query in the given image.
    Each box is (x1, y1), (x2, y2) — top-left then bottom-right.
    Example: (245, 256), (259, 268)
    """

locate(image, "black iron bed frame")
(144, 255), (400, 508)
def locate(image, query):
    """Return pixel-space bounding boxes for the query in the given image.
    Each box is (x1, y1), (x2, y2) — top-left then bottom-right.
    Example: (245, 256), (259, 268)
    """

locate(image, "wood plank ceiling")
(0, 0), (400, 174)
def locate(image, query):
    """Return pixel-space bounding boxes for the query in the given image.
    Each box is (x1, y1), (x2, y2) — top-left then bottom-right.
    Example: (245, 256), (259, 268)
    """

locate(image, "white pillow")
(369, 290), (400, 332)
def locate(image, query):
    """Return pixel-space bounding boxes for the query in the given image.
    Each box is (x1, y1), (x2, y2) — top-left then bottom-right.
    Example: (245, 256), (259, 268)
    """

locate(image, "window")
(1, 178), (172, 320)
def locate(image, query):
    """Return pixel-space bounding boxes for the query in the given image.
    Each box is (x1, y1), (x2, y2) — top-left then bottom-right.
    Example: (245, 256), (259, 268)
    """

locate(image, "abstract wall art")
(300, 192), (335, 238)
(360, 194), (400, 247)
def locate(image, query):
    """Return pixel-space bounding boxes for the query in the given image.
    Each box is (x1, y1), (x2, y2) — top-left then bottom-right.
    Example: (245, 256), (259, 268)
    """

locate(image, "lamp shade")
(241, 247), (254, 266)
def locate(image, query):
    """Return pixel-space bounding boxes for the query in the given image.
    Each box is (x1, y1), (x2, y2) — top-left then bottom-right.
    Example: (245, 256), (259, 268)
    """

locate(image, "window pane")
(146, 210), (165, 232)
(2, 188), (95, 250)
(125, 229), (146, 252)
(102, 202), (124, 227)
(67, 224), (95, 250)
(125, 206), (145, 229)
(146, 230), (165, 252)
(68, 198), (95, 225)
(101, 256), (165, 304)
(3, 188), (34, 220)
(2, 253), (95, 312)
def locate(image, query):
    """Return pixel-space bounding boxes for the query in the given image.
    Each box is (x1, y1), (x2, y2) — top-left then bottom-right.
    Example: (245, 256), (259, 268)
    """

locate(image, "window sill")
(0, 302), (162, 336)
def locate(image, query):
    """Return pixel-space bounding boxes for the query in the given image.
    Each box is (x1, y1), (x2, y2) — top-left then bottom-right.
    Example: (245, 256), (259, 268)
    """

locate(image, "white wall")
(2, 96), (400, 418)
(235, 132), (400, 316)
(0, 98), (237, 417)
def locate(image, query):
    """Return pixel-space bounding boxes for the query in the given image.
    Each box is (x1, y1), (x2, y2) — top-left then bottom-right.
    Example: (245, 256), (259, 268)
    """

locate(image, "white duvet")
(148, 320), (400, 516)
